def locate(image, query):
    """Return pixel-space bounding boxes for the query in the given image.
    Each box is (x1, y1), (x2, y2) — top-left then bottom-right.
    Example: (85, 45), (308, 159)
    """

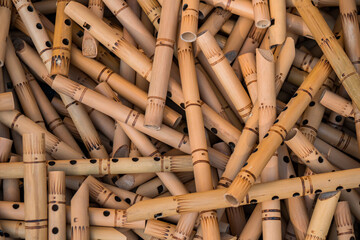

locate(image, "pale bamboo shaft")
(3, 156), (20, 202)
(319, 89), (354, 118)
(225, 53), (334, 206)
(180, 0), (200, 42)
(293, 0), (360, 110)
(144, 0), (181, 129)
(238, 53), (257, 103)
(71, 182), (89, 240)
(305, 191), (341, 240)
(51, 0), (72, 76)
(252, 0), (270, 28)
(0, 92), (14, 111)
(334, 201), (355, 240)
(178, 39), (220, 240)
(0, 0), (11, 67)
(268, 0), (286, 47)
(196, 31), (252, 121)
(125, 168), (360, 221)
(48, 171), (66, 240)
(23, 133), (47, 240)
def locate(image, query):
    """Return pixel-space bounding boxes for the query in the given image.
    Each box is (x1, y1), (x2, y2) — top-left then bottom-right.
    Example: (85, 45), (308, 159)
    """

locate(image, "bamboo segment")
(238, 53), (258, 103)
(3, 156), (21, 202)
(48, 171), (66, 240)
(116, 173), (156, 191)
(144, 0), (181, 129)
(319, 90), (354, 118)
(305, 191), (341, 240)
(0, 92), (14, 111)
(23, 133), (47, 240)
(5, 39), (45, 128)
(0, 0), (11, 67)
(71, 182), (89, 240)
(197, 31), (252, 121)
(238, 205), (262, 240)
(334, 201), (355, 240)
(125, 168), (360, 221)
(252, 0), (270, 28)
(268, 0), (286, 47)
(50, 0), (72, 76)
(180, 0), (199, 42)
(137, 0), (161, 30)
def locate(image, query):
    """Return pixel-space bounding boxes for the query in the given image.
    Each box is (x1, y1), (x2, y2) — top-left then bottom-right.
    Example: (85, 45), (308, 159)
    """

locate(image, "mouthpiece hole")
(211, 128), (218, 134)
(315, 189), (322, 194)
(65, 19), (71, 26)
(103, 210), (110, 216)
(292, 192), (300, 197)
(283, 156), (290, 163)
(309, 101), (315, 107)
(335, 115), (342, 122)
(45, 41), (52, 48)
(52, 227), (59, 234)
(70, 160), (77, 165)
(132, 157), (139, 162)
(27, 6), (33, 12)
(36, 23), (43, 29)
(62, 38), (69, 45)
(183, 4), (188, 11)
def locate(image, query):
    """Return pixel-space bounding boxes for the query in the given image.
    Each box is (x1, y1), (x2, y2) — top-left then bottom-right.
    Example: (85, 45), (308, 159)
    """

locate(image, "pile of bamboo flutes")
(0, 0), (359, 239)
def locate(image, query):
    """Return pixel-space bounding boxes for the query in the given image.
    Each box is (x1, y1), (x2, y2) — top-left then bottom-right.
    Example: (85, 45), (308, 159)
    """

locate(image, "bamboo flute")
(0, 92), (14, 112)
(125, 168), (360, 221)
(23, 133), (47, 240)
(5, 39), (45, 129)
(82, 0), (104, 58)
(144, 220), (177, 240)
(0, 0), (11, 67)
(305, 191), (341, 240)
(223, 17), (253, 63)
(225, 52), (336, 206)
(252, 0), (270, 28)
(334, 201), (355, 240)
(48, 171), (66, 240)
(196, 31), (252, 122)
(71, 182), (89, 240)
(136, 178), (168, 198)
(137, 0), (161, 30)
(0, 110), (84, 159)
(180, 0), (199, 42)
(178, 38), (220, 240)
(319, 89), (354, 118)
(144, 0), (181, 129)
(268, 0), (286, 47)
(238, 53), (258, 104)
(292, 0), (360, 110)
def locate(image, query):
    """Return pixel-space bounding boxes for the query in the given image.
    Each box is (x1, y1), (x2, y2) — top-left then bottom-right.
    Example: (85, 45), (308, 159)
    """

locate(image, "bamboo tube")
(215, 34), (227, 49)
(71, 182), (89, 240)
(220, 19), (235, 35)
(0, 110), (84, 159)
(223, 17), (253, 63)
(137, 0), (161, 30)
(125, 168), (360, 221)
(23, 133), (47, 240)
(82, 0), (104, 58)
(3, 156), (20, 202)
(252, 0), (270, 28)
(238, 53), (257, 103)
(24, 68), (83, 153)
(293, 0), (360, 110)
(68, 225), (127, 240)
(63, 117), (81, 141)
(0, 0), (11, 67)
(305, 191), (341, 240)
(225, 53), (336, 206)
(268, 0), (286, 47)
(180, 0), (199, 42)
(287, 67), (308, 87)
(116, 173), (156, 190)
(320, 90), (354, 118)
(48, 171), (66, 240)
(197, 8), (232, 40)
(226, 206), (246, 237)
(199, 2), (213, 19)
(5, 39), (45, 128)
(136, 178), (167, 198)
(144, 0), (181, 129)
(144, 220), (177, 240)
(0, 92), (14, 112)
(197, 31), (252, 121)
(50, 0), (72, 76)
(0, 137), (12, 162)
(334, 201), (355, 240)
(11, 0), (53, 72)
(52, 97), (70, 117)
(238, 205), (262, 240)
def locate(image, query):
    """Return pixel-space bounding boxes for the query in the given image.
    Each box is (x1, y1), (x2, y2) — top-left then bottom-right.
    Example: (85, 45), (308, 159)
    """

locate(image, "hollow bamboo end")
(181, 32), (197, 42)
(224, 173), (253, 207)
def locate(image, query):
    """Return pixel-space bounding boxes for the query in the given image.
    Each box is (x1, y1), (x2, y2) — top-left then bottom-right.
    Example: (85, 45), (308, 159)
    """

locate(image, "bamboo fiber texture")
(0, 0), (11, 67)
(334, 201), (355, 240)
(0, 92), (14, 111)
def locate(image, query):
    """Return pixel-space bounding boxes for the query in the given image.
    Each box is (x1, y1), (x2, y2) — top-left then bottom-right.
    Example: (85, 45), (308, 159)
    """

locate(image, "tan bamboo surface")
(51, 97), (70, 117)
(252, 0), (270, 28)
(23, 133), (47, 240)
(223, 17), (253, 63)
(215, 34), (227, 49)
(293, 0), (360, 110)
(268, 0), (286, 47)
(144, 219), (177, 239)
(339, 0), (360, 73)
(23, 67), (82, 153)
(287, 67), (308, 86)
(82, 0), (104, 58)
(137, 0), (161, 30)
(11, 0), (53, 72)
(0, 0), (11, 67)
(48, 171), (66, 240)
(0, 136), (12, 164)
(144, 0), (181, 129)
(178, 38), (220, 240)
(71, 182), (89, 240)
(180, 0), (199, 42)
(62, 117), (81, 140)
(0, 92), (14, 112)
(318, 123), (360, 159)
(238, 53), (258, 104)
(136, 178), (167, 198)
(116, 173), (156, 190)
(3, 156), (21, 202)
(5, 39), (45, 129)
(125, 168), (360, 221)
(199, 2), (213, 19)
(305, 191), (341, 240)
(32, 0), (89, 14)
(334, 201), (355, 240)
(320, 90), (354, 118)
(238, 204), (262, 240)
(0, 110), (84, 159)
(197, 31), (252, 121)
(102, 0), (156, 57)
(50, 0), (72, 76)
(225, 53), (336, 206)
(220, 19), (235, 35)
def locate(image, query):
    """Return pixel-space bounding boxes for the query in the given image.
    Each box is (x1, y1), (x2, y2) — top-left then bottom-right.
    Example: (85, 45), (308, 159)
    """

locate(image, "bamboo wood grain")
(320, 90), (354, 118)
(71, 182), (89, 240)
(137, 0), (161, 30)
(0, 0), (11, 67)
(334, 201), (355, 240)
(116, 173), (156, 190)
(0, 92), (14, 112)
(144, 219), (177, 240)
(180, 0), (199, 42)
(252, 0), (270, 28)
(3, 156), (21, 202)
(220, 19), (235, 35)
(238, 53), (258, 103)
(238, 204), (262, 240)
(23, 133), (47, 240)
(268, 0), (286, 47)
